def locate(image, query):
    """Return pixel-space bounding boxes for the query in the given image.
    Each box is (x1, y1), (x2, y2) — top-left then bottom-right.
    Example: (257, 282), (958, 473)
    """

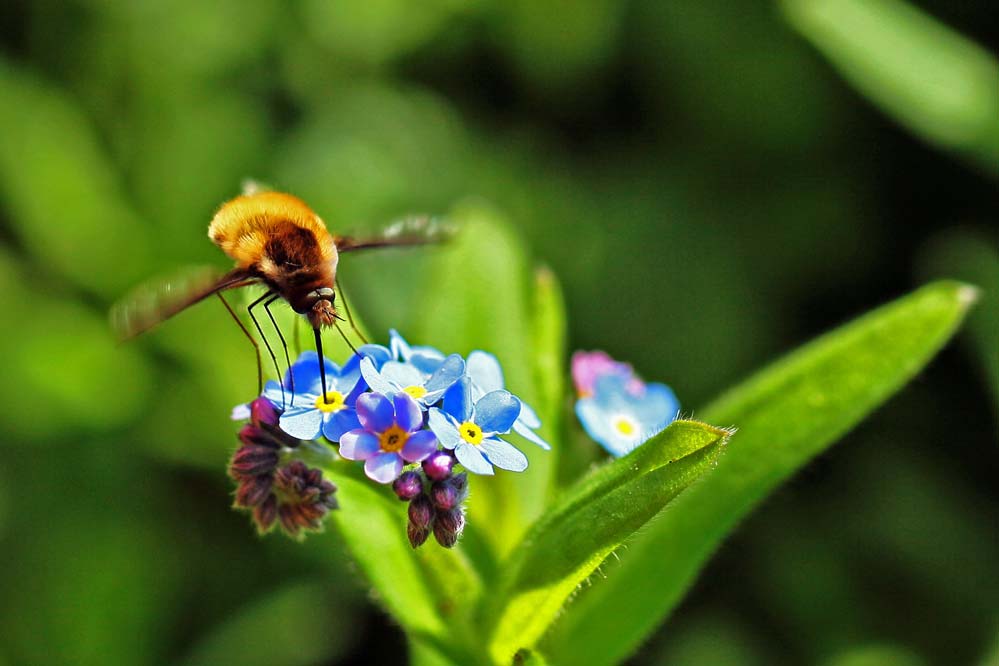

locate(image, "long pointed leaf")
(546, 280), (977, 665)
(486, 420), (731, 663)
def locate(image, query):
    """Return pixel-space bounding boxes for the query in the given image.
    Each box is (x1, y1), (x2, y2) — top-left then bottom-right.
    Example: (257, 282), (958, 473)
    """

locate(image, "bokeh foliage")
(0, 0), (995, 665)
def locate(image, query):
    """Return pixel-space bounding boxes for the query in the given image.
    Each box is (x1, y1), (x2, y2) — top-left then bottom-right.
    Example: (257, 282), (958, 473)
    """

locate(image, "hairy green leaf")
(547, 281), (977, 665)
(487, 420), (731, 664)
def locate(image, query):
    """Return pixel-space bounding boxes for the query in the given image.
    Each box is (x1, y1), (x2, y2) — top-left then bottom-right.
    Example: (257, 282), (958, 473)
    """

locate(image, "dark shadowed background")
(0, 1), (996, 665)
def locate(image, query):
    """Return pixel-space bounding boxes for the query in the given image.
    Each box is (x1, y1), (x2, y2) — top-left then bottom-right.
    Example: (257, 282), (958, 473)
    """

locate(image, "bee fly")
(112, 186), (451, 404)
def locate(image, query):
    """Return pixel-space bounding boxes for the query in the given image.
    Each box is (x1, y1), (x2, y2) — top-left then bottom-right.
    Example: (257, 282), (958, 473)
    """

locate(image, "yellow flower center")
(315, 391), (345, 413)
(403, 385), (428, 399)
(380, 425), (409, 453)
(459, 421), (483, 445)
(613, 416), (638, 437)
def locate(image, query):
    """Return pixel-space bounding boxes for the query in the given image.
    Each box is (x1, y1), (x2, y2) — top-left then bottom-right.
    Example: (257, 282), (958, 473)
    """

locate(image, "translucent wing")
(334, 215), (456, 253)
(110, 266), (256, 341)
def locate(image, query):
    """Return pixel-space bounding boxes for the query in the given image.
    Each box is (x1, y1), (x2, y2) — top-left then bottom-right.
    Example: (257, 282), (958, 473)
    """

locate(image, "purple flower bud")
(408, 495), (434, 529)
(449, 472), (469, 499)
(430, 481), (459, 510)
(235, 474), (273, 508)
(422, 450), (454, 481)
(407, 522), (430, 549)
(393, 471), (424, 501)
(250, 396), (280, 427)
(229, 443), (280, 479)
(253, 495), (278, 533)
(433, 507), (465, 548)
(237, 424), (277, 449)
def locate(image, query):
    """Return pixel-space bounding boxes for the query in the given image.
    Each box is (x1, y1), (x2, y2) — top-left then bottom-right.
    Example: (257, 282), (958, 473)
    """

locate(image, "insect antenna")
(313, 327), (329, 398)
(217, 292), (263, 395)
(335, 280), (368, 345)
(263, 294), (295, 407)
(248, 291), (286, 409)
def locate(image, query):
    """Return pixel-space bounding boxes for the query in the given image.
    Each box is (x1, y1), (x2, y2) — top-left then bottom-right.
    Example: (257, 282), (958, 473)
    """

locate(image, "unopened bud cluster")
(229, 397), (338, 539)
(392, 450), (467, 548)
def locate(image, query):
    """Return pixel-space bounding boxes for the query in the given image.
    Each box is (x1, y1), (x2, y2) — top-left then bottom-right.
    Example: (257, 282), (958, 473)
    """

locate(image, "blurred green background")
(0, 0), (996, 665)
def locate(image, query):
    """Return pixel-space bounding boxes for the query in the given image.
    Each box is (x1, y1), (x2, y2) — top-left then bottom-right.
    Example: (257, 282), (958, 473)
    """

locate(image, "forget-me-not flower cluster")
(232, 330), (549, 547)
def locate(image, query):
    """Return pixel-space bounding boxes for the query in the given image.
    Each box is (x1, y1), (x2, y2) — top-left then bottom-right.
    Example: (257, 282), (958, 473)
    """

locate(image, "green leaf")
(781, 0), (999, 173)
(529, 266), (567, 501)
(486, 420), (731, 664)
(415, 202), (551, 557)
(546, 280), (977, 666)
(323, 470), (446, 639)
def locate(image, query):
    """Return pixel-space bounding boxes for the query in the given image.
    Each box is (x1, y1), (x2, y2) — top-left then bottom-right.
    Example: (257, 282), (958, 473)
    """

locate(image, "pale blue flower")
(575, 373), (680, 457)
(428, 377), (527, 475)
(465, 350), (550, 450)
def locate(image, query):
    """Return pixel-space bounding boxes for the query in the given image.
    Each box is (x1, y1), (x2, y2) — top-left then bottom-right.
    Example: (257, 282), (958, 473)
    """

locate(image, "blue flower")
(465, 350), (550, 450)
(389, 329), (447, 375)
(339, 392), (439, 483)
(428, 377), (527, 475)
(359, 352), (465, 408)
(575, 373), (680, 457)
(268, 351), (365, 442)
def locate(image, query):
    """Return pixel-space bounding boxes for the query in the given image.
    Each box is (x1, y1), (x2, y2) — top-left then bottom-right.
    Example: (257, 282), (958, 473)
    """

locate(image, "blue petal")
(633, 382), (680, 428)
(390, 329), (446, 364)
(338, 429), (380, 460)
(389, 329), (412, 360)
(423, 354), (466, 398)
(356, 392), (394, 432)
(331, 363), (364, 395)
(454, 441), (494, 475)
(344, 344), (392, 373)
(518, 401), (541, 429)
(278, 407), (323, 440)
(442, 376), (472, 422)
(262, 380), (287, 407)
(288, 350), (340, 395)
(231, 403), (251, 421)
(410, 353), (446, 375)
(513, 419), (551, 450)
(381, 361), (426, 387)
(428, 408), (462, 450)
(479, 437), (528, 472)
(322, 408), (362, 442)
(466, 350), (505, 393)
(576, 398), (629, 457)
(360, 357), (399, 396)
(402, 429), (438, 462)
(592, 374), (634, 411)
(474, 390), (521, 435)
(365, 452), (404, 483)
(393, 392), (423, 432)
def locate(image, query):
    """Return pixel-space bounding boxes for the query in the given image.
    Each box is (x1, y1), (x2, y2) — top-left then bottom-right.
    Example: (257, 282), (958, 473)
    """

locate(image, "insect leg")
(335, 280), (369, 344)
(333, 319), (359, 355)
(292, 313), (302, 357)
(217, 292), (263, 395)
(263, 293), (295, 406)
(248, 290), (286, 409)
